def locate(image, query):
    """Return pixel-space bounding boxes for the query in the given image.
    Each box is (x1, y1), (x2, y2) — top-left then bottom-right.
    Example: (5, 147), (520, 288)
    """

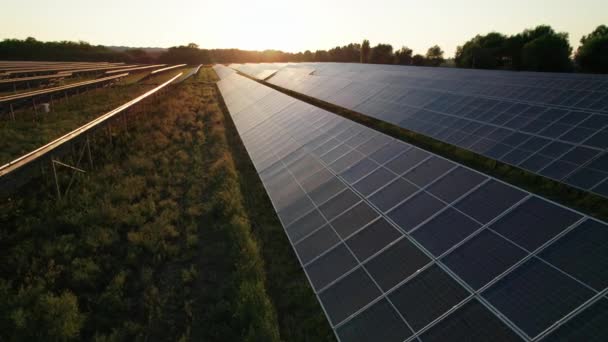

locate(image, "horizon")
(2, 0), (607, 57)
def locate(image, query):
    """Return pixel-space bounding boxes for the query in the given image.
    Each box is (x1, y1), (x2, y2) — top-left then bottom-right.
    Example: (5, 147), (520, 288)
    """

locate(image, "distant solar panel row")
(231, 62), (608, 199)
(214, 66), (608, 342)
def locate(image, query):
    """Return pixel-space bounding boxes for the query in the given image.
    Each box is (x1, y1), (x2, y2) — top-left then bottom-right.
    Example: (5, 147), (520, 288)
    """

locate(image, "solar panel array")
(232, 62), (608, 199)
(214, 65), (608, 342)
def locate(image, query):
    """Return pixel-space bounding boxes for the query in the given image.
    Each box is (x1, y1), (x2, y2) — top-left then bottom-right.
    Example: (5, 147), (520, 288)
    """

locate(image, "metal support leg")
(51, 159), (61, 200)
(86, 136), (93, 169)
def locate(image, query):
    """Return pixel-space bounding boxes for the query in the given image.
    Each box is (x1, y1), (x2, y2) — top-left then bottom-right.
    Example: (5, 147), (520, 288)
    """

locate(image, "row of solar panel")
(215, 66), (608, 342)
(227, 63), (608, 198)
(280, 62), (608, 100)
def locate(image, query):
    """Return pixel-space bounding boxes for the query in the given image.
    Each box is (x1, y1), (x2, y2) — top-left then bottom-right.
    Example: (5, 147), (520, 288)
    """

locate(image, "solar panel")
(232, 63), (608, 199)
(214, 65), (608, 342)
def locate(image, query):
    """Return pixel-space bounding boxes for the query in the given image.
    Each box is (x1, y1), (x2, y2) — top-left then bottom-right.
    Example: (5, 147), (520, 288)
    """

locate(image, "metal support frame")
(49, 137), (92, 200)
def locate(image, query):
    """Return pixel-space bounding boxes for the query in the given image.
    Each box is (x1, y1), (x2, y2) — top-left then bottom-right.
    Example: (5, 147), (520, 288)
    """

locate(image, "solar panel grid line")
(296, 215), (392, 261)
(281, 130), (539, 337)
(351, 83), (605, 153)
(221, 85), (510, 340)
(532, 287), (608, 341)
(233, 123), (355, 342)
(216, 70), (604, 342)
(246, 106), (531, 341)
(266, 65), (608, 112)
(553, 152), (607, 188)
(270, 143), (420, 341)
(263, 67), (608, 197)
(247, 126), (426, 341)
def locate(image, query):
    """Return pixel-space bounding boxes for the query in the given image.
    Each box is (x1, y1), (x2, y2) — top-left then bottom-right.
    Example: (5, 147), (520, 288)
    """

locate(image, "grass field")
(0, 67), (334, 341)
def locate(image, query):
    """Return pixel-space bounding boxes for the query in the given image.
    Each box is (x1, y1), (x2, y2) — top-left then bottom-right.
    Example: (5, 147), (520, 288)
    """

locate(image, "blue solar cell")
(455, 180), (527, 224)
(364, 237), (431, 291)
(412, 207), (481, 257)
(305, 243), (359, 290)
(369, 177), (419, 212)
(337, 299), (414, 342)
(540, 299), (608, 342)
(388, 191), (446, 232)
(490, 196), (582, 251)
(540, 219), (608, 291)
(420, 299), (523, 342)
(443, 229), (527, 290)
(389, 265), (470, 331)
(483, 258), (595, 337)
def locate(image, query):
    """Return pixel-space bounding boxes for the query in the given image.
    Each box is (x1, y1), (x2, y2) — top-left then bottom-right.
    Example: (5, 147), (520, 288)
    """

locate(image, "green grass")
(0, 67), (282, 341)
(246, 74), (608, 222)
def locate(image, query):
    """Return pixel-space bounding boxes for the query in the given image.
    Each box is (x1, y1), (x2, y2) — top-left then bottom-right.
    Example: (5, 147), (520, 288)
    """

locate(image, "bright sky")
(1, 0), (606, 56)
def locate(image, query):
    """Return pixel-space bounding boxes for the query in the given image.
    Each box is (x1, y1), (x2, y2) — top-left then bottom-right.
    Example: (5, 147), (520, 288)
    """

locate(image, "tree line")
(454, 25), (608, 73)
(2, 24), (607, 73)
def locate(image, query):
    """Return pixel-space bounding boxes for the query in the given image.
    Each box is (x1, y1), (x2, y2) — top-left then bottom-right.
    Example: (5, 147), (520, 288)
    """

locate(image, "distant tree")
(327, 43), (361, 62)
(361, 39), (371, 63)
(425, 45), (445, 66)
(158, 44), (211, 64)
(394, 46), (413, 65)
(303, 50), (314, 62)
(0, 37), (127, 62)
(521, 31), (573, 72)
(575, 25), (608, 73)
(124, 49), (153, 63)
(314, 49), (330, 62)
(505, 25), (572, 71)
(369, 43), (394, 64)
(454, 32), (508, 69)
(412, 54), (426, 66)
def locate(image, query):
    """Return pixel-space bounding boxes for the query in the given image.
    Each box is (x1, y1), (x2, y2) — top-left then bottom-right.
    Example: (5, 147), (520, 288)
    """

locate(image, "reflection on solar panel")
(232, 62), (608, 199)
(214, 65), (608, 342)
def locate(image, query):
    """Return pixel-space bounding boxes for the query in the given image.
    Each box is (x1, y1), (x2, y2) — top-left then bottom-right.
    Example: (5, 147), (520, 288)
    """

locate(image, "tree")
(360, 39), (370, 63)
(412, 54), (426, 66)
(505, 25), (572, 71)
(369, 43), (394, 64)
(314, 49), (329, 62)
(125, 48), (153, 63)
(454, 32), (508, 69)
(394, 46), (413, 65)
(425, 45), (445, 66)
(158, 44), (211, 64)
(521, 32), (573, 72)
(575, 25), (608, 73)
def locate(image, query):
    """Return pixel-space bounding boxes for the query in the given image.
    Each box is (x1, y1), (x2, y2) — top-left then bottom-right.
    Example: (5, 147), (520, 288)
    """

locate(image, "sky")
(1, 0), (606, 57)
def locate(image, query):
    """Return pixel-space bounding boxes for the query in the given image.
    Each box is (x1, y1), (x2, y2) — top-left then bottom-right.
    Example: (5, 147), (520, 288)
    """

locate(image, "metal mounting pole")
(86, 136), (93, 169)
(51, 158), (61, 200)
